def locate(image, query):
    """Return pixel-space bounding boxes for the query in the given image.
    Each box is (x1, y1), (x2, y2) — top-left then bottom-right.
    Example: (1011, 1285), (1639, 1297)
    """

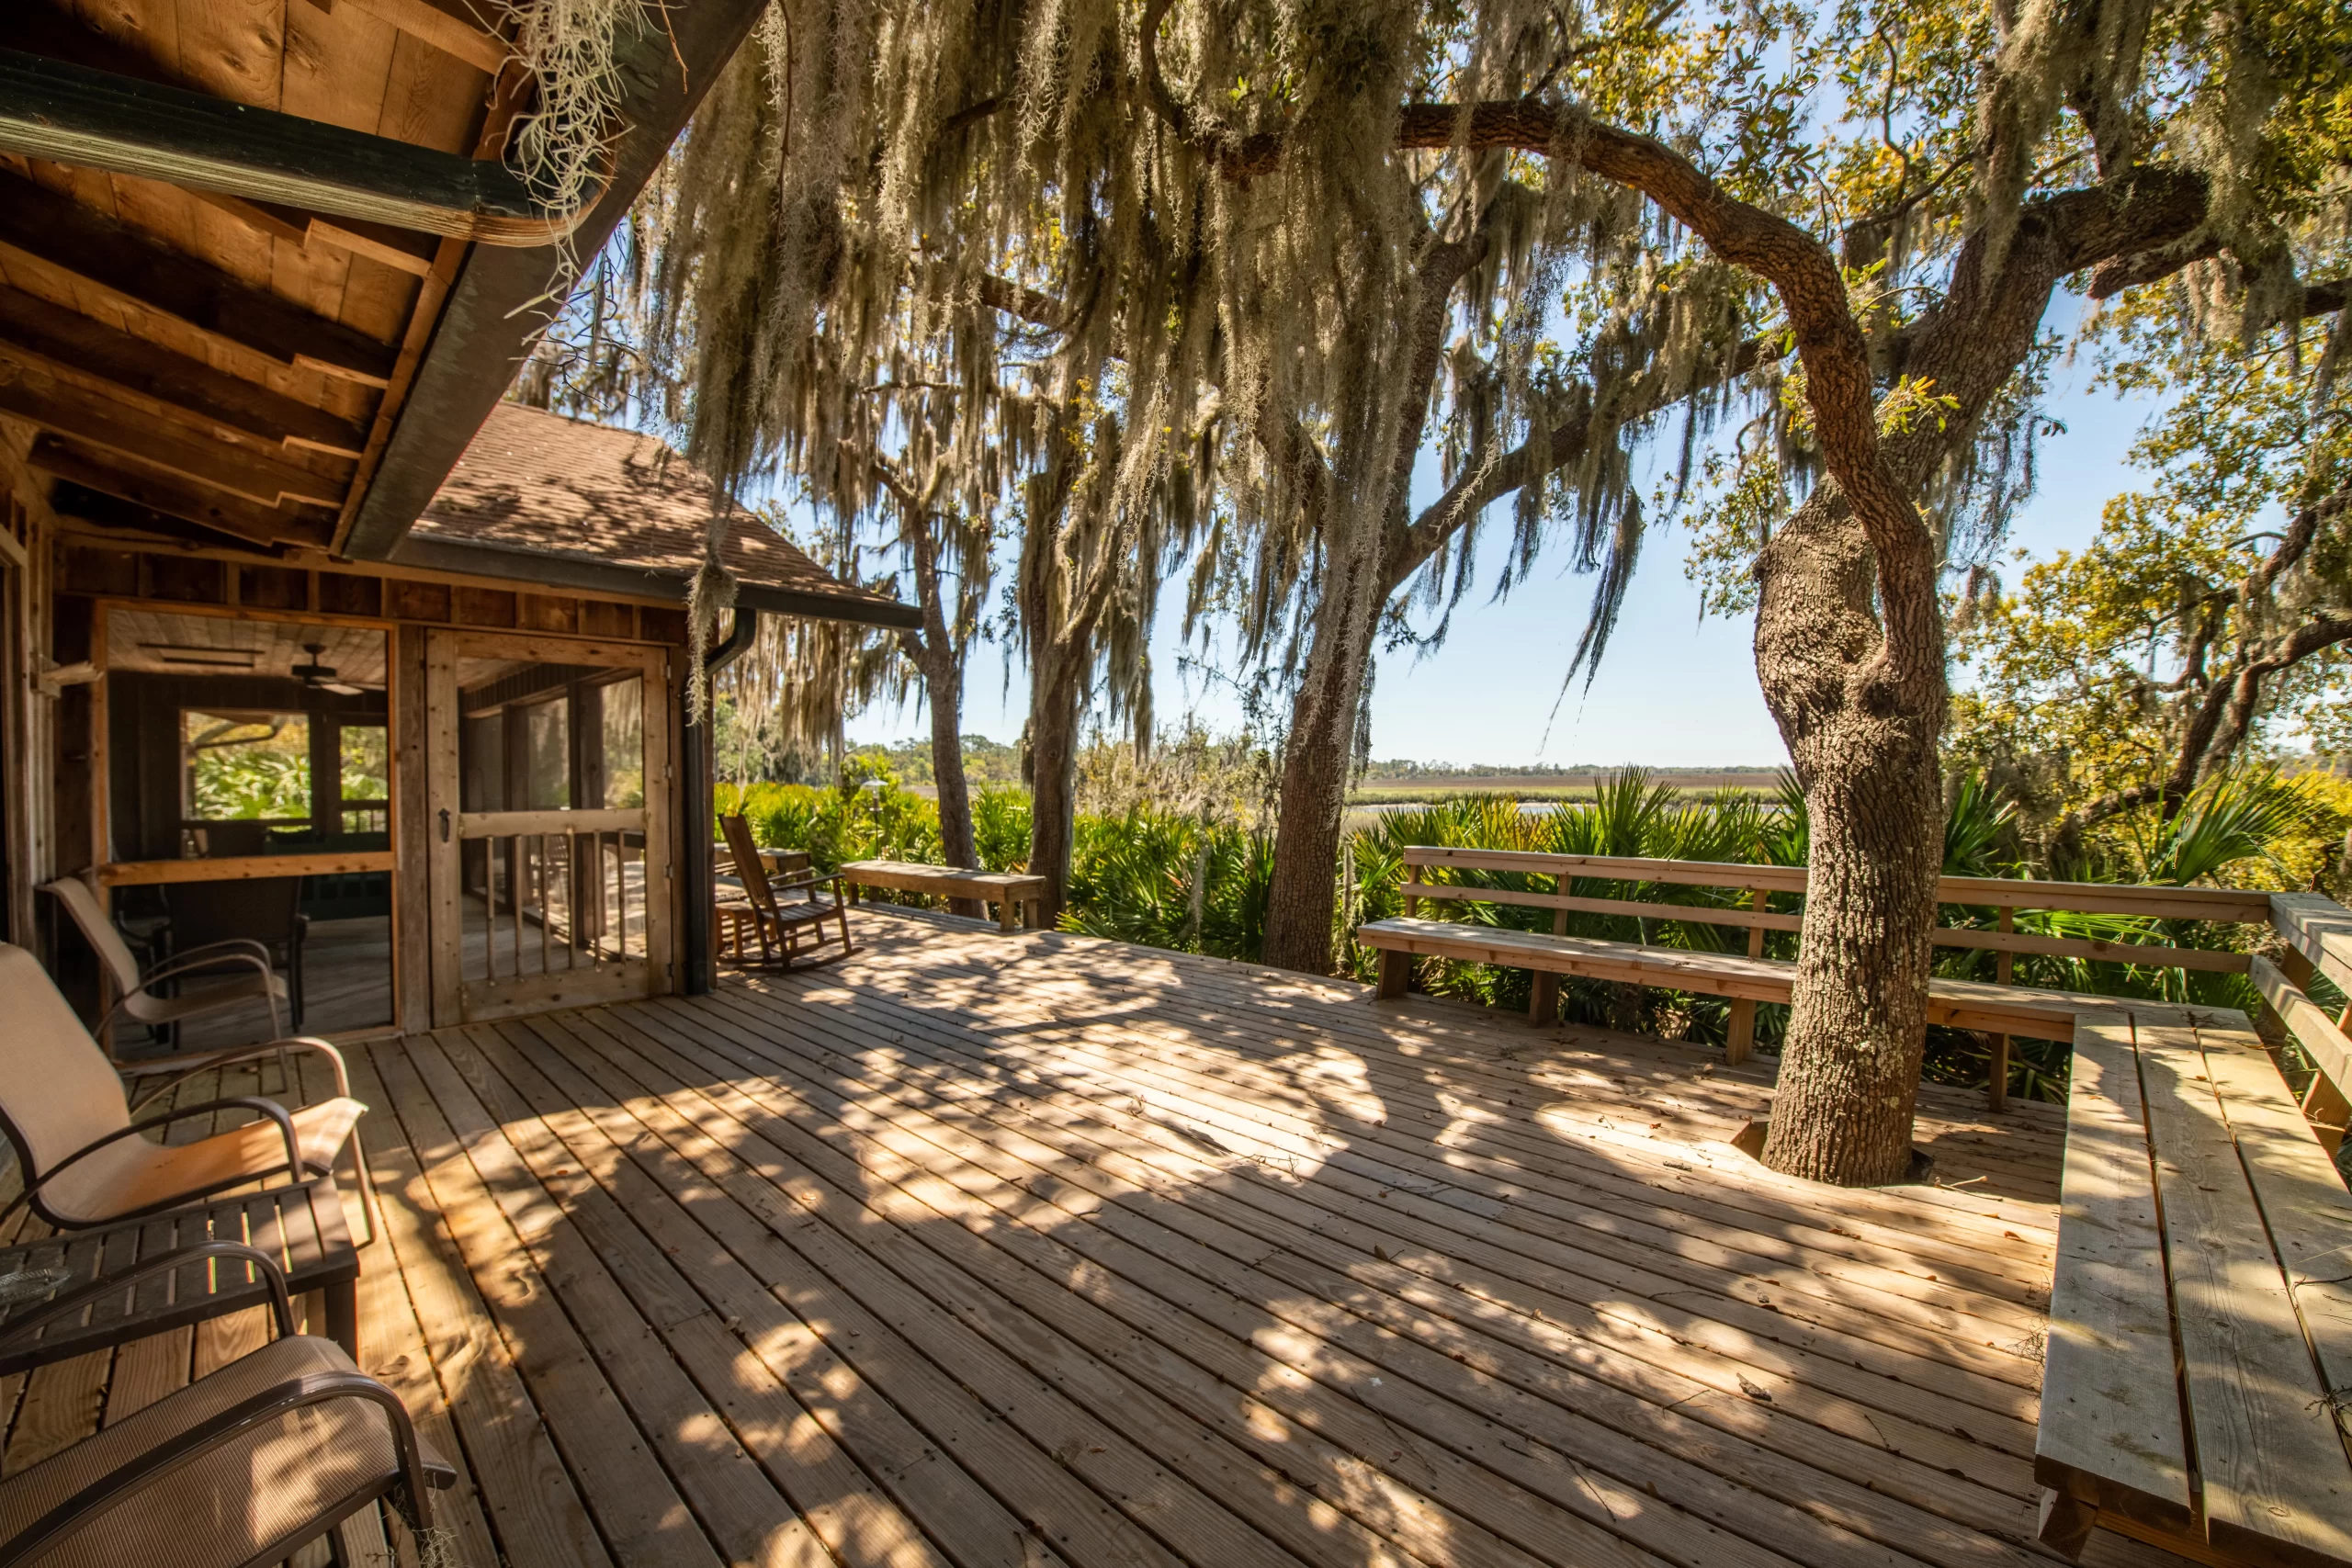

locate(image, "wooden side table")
(0, 1178), (361, 1374)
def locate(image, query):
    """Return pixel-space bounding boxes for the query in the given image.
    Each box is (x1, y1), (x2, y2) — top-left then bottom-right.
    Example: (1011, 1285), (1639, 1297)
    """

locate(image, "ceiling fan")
(292, 642), (366, 696)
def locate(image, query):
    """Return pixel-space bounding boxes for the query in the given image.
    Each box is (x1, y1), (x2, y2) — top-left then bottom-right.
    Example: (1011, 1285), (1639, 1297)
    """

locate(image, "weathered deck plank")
(3, 909), (2211, 1568)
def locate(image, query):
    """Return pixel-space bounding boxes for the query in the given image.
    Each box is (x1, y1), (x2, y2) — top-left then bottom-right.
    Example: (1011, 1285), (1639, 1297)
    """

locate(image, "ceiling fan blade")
(322, 682), (367, 696)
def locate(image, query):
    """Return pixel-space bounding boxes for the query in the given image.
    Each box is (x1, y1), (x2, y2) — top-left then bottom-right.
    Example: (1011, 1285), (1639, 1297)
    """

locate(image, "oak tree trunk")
(902, 514), (980, 914)
(1261, 514), (1389, 974)
(924, 651), (983, 917)
(1024, 643), (1087, 931)
(1751, 493), (1946, 1186)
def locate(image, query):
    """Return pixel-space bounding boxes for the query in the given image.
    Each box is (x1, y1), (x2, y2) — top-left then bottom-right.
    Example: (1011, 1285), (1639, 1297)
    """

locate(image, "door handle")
(439, 807), (451, 843)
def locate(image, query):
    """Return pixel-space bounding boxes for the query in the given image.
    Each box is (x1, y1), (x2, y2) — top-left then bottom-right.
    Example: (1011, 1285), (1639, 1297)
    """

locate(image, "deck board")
(2, 909), (2211, 1568)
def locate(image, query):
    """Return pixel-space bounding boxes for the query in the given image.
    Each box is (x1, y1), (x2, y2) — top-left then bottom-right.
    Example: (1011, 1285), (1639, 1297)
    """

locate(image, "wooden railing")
(1390, 847), (2352, 1127)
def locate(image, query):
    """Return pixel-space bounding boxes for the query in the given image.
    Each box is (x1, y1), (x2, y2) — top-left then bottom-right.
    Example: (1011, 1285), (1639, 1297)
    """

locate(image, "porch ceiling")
(0, 1), (764, 561)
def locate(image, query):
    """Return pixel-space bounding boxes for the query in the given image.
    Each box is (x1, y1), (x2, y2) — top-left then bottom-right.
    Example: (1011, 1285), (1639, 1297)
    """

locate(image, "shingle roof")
(405, 403), (915, 626)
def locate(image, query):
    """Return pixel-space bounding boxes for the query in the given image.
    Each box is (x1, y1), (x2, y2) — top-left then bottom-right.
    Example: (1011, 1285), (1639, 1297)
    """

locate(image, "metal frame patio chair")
(40, 876), (288, 1066)
(0, 944), (379, 1246)
(0, 1241), (454, 1568)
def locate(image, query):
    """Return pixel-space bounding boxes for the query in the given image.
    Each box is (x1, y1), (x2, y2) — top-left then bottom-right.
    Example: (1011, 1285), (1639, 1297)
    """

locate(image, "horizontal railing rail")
(1385, 844), (2352, 1131)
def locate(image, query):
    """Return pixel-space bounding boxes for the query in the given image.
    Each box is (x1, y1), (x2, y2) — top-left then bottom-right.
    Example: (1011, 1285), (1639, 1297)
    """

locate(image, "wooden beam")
(0, 360), (346, 507)
(0, 168), (400, 385)
(0, 284), (369, 457)
(334, 0), (510, 75)
(46, 479), (297, 553)
(2272, 893), (2352, 997)
(6, 11), (442, 275)
(187, 188), (439, 276)
(29, 435), (333, 547)
(0, 50), (593, 247)
(2251, 953), (2352, 1098)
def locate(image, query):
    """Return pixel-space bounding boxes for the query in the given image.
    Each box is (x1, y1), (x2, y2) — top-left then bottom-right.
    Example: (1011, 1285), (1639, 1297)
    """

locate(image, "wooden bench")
(1358, 846), (2267, 1108)
(2040, 1003), (2352, 1566)
(840, 860), (1048, 934)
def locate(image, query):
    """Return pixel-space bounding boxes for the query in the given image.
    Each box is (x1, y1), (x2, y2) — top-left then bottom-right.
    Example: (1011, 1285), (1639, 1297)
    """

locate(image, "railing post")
(1989, 906), (2013, 1113)
(1529, 870), (1566, 1027)
(1725, 887), (1765, 1065)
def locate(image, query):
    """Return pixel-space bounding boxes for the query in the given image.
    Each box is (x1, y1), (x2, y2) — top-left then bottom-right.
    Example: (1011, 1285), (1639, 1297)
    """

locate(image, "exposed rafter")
(0, 361), (348, 508)
(29, 435), (335, 547)
(333, 0), (510, 76)
(0, 284), (370, 457)
(45, 478), (297, 553)
(0, 167), (401, 385)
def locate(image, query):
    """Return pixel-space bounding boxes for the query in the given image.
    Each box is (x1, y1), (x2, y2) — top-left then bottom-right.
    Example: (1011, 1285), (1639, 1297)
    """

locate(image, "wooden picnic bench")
(2040, 1002), (2352, 1567)
(840, 860), (1049, 934)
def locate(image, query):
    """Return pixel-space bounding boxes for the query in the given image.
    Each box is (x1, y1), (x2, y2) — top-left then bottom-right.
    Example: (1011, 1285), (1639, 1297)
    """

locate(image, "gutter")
(388, 533), (923, 631)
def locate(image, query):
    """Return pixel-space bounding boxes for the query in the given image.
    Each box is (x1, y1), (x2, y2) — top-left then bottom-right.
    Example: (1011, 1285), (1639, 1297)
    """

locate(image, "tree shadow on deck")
(347, 911), (2174, 1568)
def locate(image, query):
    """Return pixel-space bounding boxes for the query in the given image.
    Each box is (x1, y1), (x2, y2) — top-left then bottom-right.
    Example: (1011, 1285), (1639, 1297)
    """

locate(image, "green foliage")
(723, 753), (2330, 1104)
(1948, 274), (2352, 831)
(186, 715), (311, 822)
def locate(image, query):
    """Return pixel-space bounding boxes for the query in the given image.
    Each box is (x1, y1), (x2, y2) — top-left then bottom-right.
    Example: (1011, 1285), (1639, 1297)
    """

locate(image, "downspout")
(682, 608), (760, 995)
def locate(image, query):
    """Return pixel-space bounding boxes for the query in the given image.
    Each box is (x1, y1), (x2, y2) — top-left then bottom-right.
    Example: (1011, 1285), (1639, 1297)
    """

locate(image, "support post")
(1989, 907), (2013, 1112)
(1530, 872), (1567, 1027)
(1376, 948), (1409, 1000)
(1724, 887), (1766, 1065)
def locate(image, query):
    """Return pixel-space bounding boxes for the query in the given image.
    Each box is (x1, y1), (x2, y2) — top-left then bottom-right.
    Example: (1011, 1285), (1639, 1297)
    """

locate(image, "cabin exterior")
(0, 0), (909, 1043)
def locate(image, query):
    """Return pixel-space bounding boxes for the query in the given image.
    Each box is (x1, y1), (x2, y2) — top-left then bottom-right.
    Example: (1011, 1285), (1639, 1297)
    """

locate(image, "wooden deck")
(4, 908), (2206, 1568)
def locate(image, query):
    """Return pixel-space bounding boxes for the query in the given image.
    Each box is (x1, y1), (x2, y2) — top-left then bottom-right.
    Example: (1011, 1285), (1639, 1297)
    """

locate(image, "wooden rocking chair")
(715, 815), (853, 968)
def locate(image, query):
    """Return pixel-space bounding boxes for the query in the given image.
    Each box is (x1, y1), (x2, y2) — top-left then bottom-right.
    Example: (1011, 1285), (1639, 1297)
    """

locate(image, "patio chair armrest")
(0, 1369), (443, 1567)
(96, 946), (277, 1034)
(159, 937), (276, 967)
(137, 946), (275, 988)
(128, 1039), (350, 1111)
(138, 1092), (303, 1167)
(0, 1095), (283, 1224)
(0, 1240), (293, 1358)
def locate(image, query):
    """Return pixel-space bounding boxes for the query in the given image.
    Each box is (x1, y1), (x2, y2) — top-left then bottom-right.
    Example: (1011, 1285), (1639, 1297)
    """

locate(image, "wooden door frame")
(424, 627), (674, 1028)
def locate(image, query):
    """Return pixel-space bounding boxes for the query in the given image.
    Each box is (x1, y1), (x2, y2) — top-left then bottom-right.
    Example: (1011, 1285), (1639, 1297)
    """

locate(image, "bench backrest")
(1396, 845), (2265, 975)
(1393, 844), (2352, 1136)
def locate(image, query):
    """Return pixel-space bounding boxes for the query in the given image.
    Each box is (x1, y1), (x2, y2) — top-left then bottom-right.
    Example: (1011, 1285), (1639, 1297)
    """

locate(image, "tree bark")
(900, 511), (982, 914)
(1261, 522), (1387, 971)
(1751, 494), (1946, 1184)
(1024, 642), (1087, 930)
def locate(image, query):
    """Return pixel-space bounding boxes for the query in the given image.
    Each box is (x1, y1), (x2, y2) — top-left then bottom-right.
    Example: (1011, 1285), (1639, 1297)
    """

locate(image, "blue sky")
(849, 325), (2156, 768)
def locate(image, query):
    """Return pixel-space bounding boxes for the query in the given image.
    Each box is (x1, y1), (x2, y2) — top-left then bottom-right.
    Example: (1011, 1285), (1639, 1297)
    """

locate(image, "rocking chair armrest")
(0, 1097), (300, 1224)
(0, 1369), (447, 1568)
(0, 1240), (294, 1356)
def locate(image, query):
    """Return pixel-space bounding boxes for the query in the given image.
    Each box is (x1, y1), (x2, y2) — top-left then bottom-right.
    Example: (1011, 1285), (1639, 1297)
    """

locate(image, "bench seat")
(1356, 916), (2196, 1042)
(2038, 1007), (2352, 1566)
(840, 860), (1049, 933)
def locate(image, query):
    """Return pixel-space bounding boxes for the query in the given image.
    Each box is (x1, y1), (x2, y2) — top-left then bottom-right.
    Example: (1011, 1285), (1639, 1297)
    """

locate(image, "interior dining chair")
(0, 1242), (452, 1568)
(0, 943), (379, 1247)
(40, 877), (288, 1068)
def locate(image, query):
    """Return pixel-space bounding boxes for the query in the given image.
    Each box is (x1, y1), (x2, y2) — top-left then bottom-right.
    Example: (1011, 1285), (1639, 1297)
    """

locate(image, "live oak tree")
(641, 0), (2348, 1184)
(1949, 268), (2352, 843)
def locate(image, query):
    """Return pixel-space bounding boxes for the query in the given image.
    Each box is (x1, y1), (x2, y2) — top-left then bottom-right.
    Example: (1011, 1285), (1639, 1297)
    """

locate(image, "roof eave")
(389, 532), (925, 631)
(338, 0), (769, 562)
